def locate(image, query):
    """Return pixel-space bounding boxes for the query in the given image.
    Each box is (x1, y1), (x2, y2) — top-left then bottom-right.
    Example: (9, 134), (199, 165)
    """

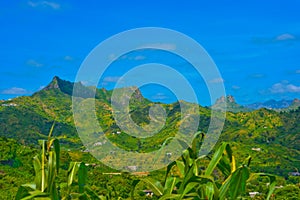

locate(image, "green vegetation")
(15, 131), (279, 199)
(0, 76), (299, 199)
(15, 129), (100, 199)
(132, 133), (277, 199)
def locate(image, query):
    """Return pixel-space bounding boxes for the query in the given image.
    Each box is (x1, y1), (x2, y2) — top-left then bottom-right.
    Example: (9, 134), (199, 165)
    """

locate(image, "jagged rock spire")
(44, 76), (60, 90)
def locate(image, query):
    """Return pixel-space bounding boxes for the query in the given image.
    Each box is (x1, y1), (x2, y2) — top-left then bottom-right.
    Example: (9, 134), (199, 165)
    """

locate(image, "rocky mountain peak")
(215, 95), (236, 104)
(44, 76), (61, 90)
(132, 87), (143, 101)
(293, 98), (300, 103)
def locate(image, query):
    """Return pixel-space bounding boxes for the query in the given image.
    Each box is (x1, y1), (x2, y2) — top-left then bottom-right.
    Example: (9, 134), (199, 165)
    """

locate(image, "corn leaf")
(163, 177), (177, 195)
(142, 178), (164, 196)
(205, 143), (228, 176)
(78, 162), (87, 194)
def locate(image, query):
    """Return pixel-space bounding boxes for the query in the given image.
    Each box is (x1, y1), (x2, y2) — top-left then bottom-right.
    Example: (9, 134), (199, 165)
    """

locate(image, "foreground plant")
(133, 133), (276, 199)
(15, 126), (277, 199)
(15, 124), (100, 200)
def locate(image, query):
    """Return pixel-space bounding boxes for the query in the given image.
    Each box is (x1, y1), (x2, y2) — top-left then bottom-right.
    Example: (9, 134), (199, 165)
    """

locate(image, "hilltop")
(211, 95), (252, 113)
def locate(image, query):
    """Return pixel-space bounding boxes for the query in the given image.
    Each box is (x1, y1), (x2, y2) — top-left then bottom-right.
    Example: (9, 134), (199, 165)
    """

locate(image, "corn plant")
(15, 123), (60, 200)
(59, 162), (101, 200)
(15, 124), (101, 200)
(132, 132), (277, 200)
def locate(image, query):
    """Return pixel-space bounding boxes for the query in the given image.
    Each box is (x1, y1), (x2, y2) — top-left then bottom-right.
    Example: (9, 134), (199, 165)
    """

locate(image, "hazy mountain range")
(212, 95), (300, 113)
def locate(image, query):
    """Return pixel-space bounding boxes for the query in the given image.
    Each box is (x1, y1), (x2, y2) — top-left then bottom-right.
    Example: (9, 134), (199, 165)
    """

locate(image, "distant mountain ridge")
(212, 95), (300, 113)
(245, 99), (297, 110)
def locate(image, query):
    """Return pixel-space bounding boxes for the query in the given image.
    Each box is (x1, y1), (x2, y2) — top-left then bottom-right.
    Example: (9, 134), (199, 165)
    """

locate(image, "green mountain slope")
(0, 76), (299, 177)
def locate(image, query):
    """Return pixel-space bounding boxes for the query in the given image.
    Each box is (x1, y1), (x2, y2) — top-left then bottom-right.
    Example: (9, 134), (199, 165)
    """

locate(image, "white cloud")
(26, 59), (43, 67)
(1, 87), (30, 95)
(141, 43), (176, 50)
(127, 55), (146, 60)
(152, 93), (168, 100)
(133, 55), (146, 60)
(28, 1), (60, 10)
(232, 85), (240, 90)
(209, 78), (224, 84)
(64, 55), (73, 61)
(103, 76), (121, 83)
(252, 33), (297, 45)
(79, 81), (88, 86)
(120, 55), (127, 59)
(38, 85), (45, 91)
(108, 54), (146, 62)
(275, 33), (296, 41)
(250, 73), (265, 78)
(108, 54), (117, 61)
(270, 82), (300, 93)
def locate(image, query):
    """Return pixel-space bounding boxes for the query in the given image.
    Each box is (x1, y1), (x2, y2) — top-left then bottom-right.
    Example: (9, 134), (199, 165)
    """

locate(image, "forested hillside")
(0, 76), (299, 199)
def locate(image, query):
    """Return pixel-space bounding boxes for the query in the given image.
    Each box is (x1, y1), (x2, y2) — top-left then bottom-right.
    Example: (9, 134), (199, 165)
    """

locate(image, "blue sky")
(1, 0), (300, 105)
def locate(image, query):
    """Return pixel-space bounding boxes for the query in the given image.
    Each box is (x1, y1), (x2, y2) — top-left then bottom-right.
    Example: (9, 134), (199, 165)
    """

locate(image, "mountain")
(245, 99), (293, 110)
(0, 76), (300, 178)
(0, 76), (181, 151)
(244, 98), (300, 111)
(281, 98), (300, 111)
(211, 95), (252, 113)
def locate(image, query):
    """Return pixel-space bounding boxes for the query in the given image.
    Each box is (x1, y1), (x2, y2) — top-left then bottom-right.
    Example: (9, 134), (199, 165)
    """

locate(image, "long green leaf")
(47, 151), (55, 190)
(163, 177), (177, 195)
(85, 185), (101, 199)
(20, 190), (50, 200)
(184, 192), (201, 199)
(21, 183), (36, 190)
(219, 166), (250, 199)
(229, 166), (249, 199)
(178, 163), (197, 193)
(159, 194), (181, 200)
(47, 138), (60, 170)
(216, 144), (234, 177)
(165, 161), (176, 182)
(216, 158), (231, 178)
(219, 174), (232, 200)
(242, 156), (252, 167)
(205, 143), (228, 176)
(266, 177), (276, 200)
(176, 161), (185, 178)
(15, 186), (31, 200)
(142, 178), (164, 196)
(47, 151), (59, 199)
(191, 132), (204, 159)
(78, 162), (87, 194)
(47, 122), (55, 144)
(67, 162), (80, 187)
(53, 139), (60, 174)
(33, 155), (42, 190)
(153, 137), (174, 165)
(41, 140), (47, 192)
(130, 179), (140, 200)
(205, 182), (215, 200)
(179, 182), (199, 199)
(182, 149), (192, 169)
(185, 175), (219, 199)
